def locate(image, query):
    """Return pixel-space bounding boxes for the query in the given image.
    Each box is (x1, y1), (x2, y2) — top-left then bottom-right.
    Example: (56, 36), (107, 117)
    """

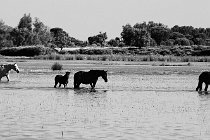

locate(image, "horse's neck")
(2, 66), (12, 73)
(90, 71), (101, 78)
(97, 71), (103, 77)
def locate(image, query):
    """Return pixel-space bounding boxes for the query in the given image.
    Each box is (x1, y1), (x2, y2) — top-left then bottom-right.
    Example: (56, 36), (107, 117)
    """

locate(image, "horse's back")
(74, 71), (96, 84)
(74, 71), (85, 81)
(74, 71), (84, 78)
(55, 75), (63, 80)
(200, 71), (210, 77)
(199, 71), (210, 82)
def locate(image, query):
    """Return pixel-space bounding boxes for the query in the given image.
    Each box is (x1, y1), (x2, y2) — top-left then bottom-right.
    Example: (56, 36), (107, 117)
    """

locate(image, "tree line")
(0, 14), (210, 50)
(0, 14), (85, 50)
(119, 21), (210, 48)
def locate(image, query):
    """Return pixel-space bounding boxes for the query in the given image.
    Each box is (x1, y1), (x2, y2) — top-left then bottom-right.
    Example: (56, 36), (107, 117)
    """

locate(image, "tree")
(10, 14), (34, 46)
(18, 13), (32, 31)
(0, 20), (14, 48)
(50, 28), (71, 50)
(150, 26), (170, 45)
(174, 38), (190, 46)
(98, 32), (107, 46)
(132, 28), (151, 48)
(108, 39), (119, 47)
(171, 25), (194, 35)
(121, 24), (135, 46)
(205, 28), (210, 38)
(169, 32), (185, 40)
(88, 32), (107, 46)
(10, 27), (33, 46)
(33, 17), (52, 45)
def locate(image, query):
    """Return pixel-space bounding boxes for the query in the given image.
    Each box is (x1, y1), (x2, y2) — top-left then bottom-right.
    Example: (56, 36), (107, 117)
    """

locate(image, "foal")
(54, 71), (70, 88)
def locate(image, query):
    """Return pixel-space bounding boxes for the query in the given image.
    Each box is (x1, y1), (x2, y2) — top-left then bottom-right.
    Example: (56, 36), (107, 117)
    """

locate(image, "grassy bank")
(1, 45), (210, 62)
(33, 53), (210, 62)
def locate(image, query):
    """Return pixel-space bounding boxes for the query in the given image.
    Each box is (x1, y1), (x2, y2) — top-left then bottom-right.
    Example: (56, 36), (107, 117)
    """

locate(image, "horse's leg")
(92, 83), (96, 89)
(74, 82), (80, 88)
(6, 75), (9, 81)
(74, 82), (76, 88)
(90, 83), (94, 89)
(196, 81), (202, 91)
(92, 80), (97, 89)
(204, 83), (208, 91)
(90, 82), (96, 89)
(54, 81), (58, 88)
(77, 83), (80, 88)
(74, 82), (78, 88)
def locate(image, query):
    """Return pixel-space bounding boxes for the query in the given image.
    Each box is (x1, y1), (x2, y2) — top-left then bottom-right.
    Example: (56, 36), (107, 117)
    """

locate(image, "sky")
(0, 0), (210, 41)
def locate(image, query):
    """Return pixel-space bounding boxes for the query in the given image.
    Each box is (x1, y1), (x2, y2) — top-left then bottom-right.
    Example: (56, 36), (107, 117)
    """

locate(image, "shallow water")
(0, 65), (210, 140)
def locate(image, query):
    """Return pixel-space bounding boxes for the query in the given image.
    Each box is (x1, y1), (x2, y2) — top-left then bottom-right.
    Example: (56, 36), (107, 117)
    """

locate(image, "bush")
(0, 45), (55, 56)
(75, 55), (84, 60)
(174, 38), (190, 46)
(51, 62), (63, 70)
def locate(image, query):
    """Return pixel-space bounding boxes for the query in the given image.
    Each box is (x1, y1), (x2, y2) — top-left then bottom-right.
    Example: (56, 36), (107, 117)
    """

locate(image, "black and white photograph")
(0, 0), (210, 139)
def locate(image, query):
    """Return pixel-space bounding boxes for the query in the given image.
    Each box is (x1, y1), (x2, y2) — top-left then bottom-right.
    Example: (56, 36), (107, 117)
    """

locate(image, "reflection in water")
(74, 87), (108, 95)
(0, 72), (210, 139)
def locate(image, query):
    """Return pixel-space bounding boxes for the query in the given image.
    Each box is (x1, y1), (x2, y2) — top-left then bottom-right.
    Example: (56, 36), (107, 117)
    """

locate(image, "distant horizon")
(1, 0), (210, 41)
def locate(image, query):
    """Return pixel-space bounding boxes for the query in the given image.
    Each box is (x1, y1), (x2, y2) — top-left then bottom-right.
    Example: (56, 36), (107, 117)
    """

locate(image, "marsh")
(0, 60), (209, 140)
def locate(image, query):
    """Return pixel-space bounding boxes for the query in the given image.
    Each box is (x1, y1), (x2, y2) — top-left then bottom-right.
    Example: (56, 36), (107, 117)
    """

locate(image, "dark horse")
(74, 70), (108, 89)
(0, 63), (20, 81)
(196, 71), (210, 91)
(54, 71), (70, 88)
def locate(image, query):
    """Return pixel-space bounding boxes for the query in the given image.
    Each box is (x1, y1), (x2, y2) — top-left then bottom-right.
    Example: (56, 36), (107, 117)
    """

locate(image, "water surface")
(0, 63), (210, 140)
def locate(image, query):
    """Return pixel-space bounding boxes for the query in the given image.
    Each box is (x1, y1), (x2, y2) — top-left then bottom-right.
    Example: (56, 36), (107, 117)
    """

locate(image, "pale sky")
(0, 0), (210, 41)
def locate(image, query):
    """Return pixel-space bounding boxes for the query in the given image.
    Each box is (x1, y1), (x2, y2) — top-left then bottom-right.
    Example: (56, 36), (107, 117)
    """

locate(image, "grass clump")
(51, 62), (63, 71)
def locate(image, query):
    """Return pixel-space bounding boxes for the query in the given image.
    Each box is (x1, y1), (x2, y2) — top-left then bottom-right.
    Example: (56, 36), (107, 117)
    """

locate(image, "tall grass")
(34, 54), (210, 62)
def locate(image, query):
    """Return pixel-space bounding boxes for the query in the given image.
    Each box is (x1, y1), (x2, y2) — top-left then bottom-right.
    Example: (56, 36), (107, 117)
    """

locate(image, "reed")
(34, 54), (210, 62)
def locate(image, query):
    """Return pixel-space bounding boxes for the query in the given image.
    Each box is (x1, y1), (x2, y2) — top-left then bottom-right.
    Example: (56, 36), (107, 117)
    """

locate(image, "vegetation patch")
(0, 45), (55, 57)
(51, 62), (63, 71)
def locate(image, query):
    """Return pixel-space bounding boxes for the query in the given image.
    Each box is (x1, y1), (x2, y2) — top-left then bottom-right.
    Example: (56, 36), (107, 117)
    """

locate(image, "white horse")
(0, 63), (20, 81)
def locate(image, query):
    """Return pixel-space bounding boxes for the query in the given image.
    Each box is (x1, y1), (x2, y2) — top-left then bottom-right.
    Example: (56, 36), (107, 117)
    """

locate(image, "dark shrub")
(0, 45), (55, 56)
(51, 62), (63, 70)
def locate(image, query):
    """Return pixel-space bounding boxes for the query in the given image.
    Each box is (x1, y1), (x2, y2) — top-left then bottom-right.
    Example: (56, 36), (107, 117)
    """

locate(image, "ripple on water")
(0, 72), (210, 139)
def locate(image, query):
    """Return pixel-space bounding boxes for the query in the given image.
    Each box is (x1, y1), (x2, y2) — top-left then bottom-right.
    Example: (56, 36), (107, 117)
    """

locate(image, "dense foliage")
(0, 45), (55, 56)
(0, 14), (210, 57)
(0, 14), (84, 50)
(120, 21), (210, 48)
(88, 32), (107, 46)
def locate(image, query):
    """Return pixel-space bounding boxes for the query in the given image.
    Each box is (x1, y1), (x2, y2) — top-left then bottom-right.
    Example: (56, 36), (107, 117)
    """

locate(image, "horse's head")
(101, 70), (108, 82)
(12, 63), (20, 73)
(65, 71), (70, 76)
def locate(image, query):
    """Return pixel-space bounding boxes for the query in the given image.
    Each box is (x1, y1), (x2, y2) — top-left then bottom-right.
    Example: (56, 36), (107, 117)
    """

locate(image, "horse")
(0, 63), (19, 81)
(74, 70), (108, 89)
(54, 71), (70, 88)
(196, 71), (210, 92)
